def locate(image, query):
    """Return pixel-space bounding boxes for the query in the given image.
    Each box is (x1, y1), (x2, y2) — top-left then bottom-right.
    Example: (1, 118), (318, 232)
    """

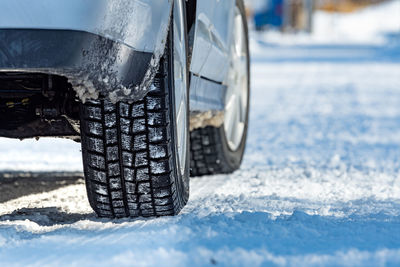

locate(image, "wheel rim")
(173, 0), (188, 176)
(224, 6), (249, 151)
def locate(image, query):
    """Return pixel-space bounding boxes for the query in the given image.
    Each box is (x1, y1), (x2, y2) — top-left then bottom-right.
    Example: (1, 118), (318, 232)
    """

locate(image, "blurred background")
(245, 0), (399, 34)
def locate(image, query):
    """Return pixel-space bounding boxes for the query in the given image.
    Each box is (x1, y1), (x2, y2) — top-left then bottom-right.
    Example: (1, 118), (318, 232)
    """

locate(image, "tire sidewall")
(169, 0), (190, 204)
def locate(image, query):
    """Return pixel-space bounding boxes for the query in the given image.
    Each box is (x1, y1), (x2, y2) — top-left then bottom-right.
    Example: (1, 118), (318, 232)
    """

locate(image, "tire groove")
(144, 96), (157, 216)
(116, 103), (130, 217)
(100, 100), (116, 218)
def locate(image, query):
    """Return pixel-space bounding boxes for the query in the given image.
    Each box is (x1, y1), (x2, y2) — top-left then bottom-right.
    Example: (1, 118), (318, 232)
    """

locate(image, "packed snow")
(0, 1), (400, 266)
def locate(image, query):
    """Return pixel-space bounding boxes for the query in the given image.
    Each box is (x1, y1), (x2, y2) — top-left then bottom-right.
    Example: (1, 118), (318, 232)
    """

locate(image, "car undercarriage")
(0, 73), (80, 139)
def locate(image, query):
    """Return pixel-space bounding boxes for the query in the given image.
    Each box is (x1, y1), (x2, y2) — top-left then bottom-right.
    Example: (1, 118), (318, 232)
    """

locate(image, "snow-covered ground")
(1, 1), (400, 266)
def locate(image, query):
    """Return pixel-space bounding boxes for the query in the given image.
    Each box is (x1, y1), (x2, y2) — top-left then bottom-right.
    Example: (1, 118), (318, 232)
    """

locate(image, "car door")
(190, 0), (235, 84)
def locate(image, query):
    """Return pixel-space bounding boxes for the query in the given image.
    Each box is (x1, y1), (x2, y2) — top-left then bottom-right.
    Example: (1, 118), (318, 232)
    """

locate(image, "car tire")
(190, 0), (250, 177)
(79, 0), (190, 218)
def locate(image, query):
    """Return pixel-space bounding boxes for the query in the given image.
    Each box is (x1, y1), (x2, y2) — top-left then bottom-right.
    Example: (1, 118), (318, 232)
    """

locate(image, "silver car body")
(0, 0), (235, 112)
(0, 0), (171, 53)
(191, 0), (235, 83)
(189, 0), (236, 112)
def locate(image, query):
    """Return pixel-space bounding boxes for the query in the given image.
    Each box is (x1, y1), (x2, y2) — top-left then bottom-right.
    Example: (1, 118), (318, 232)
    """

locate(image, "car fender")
(0, 0), (172, 102)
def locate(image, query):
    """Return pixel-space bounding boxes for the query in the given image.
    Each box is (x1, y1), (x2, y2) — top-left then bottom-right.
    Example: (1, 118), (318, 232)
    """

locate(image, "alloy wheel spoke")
(224, 6), (248, 151)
